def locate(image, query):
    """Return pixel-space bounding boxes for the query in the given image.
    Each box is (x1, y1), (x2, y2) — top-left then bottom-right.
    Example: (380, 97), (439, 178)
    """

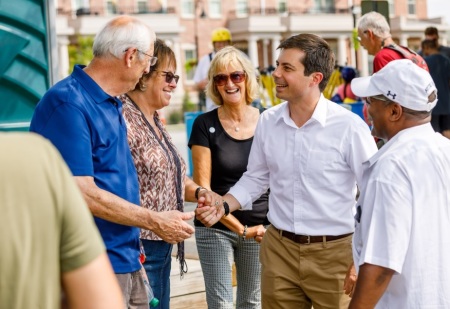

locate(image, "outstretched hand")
(151, 210), (195, 244)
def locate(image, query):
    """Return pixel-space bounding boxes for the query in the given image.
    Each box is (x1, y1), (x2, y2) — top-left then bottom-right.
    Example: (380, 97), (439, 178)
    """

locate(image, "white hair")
(93, 16), (156, 60)
(357, 11), (391, 38)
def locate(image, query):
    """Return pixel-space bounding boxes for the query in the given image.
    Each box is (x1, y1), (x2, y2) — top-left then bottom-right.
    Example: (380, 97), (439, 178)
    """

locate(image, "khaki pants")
(116, 268), (148, 309)
(260, 225), (353, 309)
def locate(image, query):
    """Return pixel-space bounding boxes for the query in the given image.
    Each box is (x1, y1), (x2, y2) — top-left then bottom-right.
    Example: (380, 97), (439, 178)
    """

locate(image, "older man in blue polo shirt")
(30, 16), (195, 308)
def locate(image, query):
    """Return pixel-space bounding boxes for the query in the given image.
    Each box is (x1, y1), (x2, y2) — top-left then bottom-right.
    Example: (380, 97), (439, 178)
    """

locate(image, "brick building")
(55, 0), (449, 108)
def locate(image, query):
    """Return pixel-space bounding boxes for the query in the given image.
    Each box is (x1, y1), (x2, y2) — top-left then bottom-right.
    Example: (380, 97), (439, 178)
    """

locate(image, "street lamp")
(194, 0), (207, 61)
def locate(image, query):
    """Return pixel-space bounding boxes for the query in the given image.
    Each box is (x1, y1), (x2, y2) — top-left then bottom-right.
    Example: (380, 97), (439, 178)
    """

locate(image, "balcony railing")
(57, 6), (176, 17)
(228, 6), (350, 18)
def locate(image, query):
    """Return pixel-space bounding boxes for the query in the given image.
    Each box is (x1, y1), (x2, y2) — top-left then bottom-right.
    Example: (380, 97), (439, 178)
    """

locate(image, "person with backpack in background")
(194, 27), (232, 112)
(357, 11), (428, 73)
(356, 11), (429, 147)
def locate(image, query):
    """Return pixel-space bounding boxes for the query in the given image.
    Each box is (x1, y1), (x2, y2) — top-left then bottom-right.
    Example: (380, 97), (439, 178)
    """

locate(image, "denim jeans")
(141, 239), (173, 309)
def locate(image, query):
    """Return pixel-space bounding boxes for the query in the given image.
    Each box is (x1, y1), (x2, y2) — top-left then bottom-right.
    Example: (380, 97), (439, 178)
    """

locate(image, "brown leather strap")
(274, 227), (353, 244)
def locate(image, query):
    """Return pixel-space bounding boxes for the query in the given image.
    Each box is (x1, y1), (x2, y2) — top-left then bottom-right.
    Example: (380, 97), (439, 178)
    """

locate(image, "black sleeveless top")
(188, 108), (270, 230)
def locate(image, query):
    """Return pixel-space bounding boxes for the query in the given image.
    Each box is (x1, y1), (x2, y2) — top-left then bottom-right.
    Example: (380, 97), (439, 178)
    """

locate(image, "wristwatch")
(195, 186), (206, 200)
(222, 200), (230, 217)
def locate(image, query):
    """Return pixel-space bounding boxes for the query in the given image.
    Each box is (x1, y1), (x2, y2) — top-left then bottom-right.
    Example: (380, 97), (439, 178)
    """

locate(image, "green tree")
(68, 35), (94, 74)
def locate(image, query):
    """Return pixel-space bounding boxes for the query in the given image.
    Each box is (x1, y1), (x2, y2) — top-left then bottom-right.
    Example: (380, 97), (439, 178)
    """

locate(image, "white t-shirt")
(193, 52), (217, 112)
(353, 123), (450, 308)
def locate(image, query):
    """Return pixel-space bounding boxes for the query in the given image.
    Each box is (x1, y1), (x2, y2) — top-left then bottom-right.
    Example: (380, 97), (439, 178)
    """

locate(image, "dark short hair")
(422, 39), (438, 50)
(424, 26), (439, 36)
(277, 33), (335, 92)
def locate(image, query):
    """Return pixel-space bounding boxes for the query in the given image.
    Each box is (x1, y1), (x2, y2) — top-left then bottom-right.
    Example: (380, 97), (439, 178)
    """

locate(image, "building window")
(388, 0), (394, 16)
(73, 0), (90, 10)
(185, 49), (196, 80)
(106, 0), (117, 14)
(181, 0), (194, 16)
(407, 0), (415, 15)
(278, 0), (287, 13)
(313, 0), (334, 13)
(236, 0), (247, 17)
(209, 0), (221, 17)
(137, 0), (147, 13)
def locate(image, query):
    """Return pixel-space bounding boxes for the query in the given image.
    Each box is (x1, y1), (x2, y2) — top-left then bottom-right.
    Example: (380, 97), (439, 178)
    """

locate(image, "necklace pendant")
(235, 127), (240, 132)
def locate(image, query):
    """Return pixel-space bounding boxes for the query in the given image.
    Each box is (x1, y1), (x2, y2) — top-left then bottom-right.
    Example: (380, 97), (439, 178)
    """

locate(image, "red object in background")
(157, 110), (166, 126)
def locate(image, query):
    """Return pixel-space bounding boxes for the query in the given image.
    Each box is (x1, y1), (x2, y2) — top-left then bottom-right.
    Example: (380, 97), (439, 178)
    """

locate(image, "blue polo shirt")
(30, 65), (141, 274)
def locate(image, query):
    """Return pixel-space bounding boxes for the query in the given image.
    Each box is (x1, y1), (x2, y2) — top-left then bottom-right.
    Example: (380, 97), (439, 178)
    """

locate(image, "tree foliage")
(68, 35), (94, 74)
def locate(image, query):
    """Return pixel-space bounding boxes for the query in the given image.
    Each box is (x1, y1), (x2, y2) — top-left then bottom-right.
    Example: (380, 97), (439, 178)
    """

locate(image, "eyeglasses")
(152, 70), (180, 84)
(213, 71), (246, 86)
(137, 50), (158, 66)
(365, 95), (391, 105)
(124, 48), (158, 66)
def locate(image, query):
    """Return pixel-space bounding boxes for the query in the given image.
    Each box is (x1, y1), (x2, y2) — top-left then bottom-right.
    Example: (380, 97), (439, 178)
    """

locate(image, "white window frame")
(407, 0), (416, 15)
(313, 0), (333, 13)
(209, 0), (222, 18)
(278, 0), (287, 14)
(388, 0), (394, 16)
(105, 0), (117, 15)
(181, 0), (195, 18)
(236, 0), (247, 17)
(73, 0), (89, 10)
(136, 0), (147, 13)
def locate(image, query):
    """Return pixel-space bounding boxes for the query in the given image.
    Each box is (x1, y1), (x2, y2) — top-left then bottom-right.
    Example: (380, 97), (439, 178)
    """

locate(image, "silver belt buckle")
(305, 235), (311, 245)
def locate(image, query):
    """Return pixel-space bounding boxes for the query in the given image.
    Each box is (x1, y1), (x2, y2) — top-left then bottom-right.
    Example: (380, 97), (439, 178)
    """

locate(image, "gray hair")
(357, 11), (391, 38)
(93, 16), (155, 61)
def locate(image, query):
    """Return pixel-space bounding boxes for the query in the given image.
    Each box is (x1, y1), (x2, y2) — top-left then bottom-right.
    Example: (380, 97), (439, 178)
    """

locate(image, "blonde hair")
(206, 46), (259, 106)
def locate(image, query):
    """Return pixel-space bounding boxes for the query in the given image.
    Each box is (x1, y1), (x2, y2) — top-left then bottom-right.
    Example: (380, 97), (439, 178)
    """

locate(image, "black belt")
(274, 227), (353, 244)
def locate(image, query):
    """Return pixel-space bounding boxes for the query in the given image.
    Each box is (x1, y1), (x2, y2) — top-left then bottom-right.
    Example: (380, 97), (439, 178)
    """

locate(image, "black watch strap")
(222, 200), (230, 217)
(195, 186), (206, 200)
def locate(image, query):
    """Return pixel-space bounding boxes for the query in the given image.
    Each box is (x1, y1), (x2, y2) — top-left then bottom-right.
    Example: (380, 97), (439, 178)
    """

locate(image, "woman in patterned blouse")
(119, 39), (213, 309)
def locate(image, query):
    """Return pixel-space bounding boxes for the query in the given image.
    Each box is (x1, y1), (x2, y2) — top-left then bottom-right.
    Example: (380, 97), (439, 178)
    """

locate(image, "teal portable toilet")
(0, 0), (57, 131)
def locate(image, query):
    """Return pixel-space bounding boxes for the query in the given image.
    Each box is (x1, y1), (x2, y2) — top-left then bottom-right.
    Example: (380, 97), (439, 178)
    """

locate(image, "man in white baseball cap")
(348, 59), (450, 308)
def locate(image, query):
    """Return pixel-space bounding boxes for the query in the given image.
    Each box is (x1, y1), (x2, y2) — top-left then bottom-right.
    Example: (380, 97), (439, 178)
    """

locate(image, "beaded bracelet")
(242, 225), (248, 241)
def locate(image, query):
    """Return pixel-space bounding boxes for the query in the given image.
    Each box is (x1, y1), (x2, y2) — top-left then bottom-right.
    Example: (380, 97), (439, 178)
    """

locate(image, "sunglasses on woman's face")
(213, 71), (246, 86)
(152, 70), (180, 84)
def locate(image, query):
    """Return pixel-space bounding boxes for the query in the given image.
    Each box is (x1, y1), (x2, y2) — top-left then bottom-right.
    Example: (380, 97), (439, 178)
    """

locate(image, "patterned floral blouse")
(120, 94), (187, 241)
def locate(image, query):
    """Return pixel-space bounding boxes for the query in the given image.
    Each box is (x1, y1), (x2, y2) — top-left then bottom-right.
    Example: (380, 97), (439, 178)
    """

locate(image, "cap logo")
(386, 90), (396, 100)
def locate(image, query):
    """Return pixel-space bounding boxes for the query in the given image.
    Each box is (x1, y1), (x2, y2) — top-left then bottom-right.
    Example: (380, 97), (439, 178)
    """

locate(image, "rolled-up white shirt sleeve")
(228, 117), (270, 210)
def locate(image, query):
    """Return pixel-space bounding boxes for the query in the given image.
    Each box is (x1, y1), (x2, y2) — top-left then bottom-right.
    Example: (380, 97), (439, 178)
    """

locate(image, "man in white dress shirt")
(196, 33), (377, 308)
(349, 59), (450, 308)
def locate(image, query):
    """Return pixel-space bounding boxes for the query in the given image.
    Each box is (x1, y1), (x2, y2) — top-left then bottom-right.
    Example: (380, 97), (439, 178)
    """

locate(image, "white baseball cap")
(351, 59), (437, 112)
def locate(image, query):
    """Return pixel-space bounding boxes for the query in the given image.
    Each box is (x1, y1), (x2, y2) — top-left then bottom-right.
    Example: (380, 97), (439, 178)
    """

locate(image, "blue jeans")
(141, 239), (173, 309)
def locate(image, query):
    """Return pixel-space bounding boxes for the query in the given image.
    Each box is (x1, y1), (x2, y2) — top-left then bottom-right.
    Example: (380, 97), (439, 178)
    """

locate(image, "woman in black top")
(189, 46), (269, 309)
